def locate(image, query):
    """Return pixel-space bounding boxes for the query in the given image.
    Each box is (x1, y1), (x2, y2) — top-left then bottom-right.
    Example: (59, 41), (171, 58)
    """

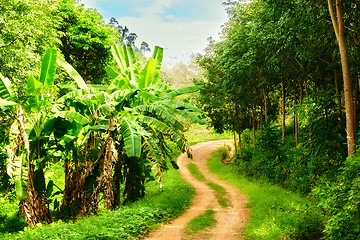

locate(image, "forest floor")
(145, 140), (250, 240)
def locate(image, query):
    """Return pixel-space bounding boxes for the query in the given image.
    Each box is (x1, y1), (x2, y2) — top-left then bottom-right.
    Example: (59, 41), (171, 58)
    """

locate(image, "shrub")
(315, 153), (360, 239)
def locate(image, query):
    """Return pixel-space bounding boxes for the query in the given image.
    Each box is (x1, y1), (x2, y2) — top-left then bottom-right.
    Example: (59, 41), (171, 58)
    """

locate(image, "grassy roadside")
(0, 168), (194, 240)
(207, 147), (324, 240)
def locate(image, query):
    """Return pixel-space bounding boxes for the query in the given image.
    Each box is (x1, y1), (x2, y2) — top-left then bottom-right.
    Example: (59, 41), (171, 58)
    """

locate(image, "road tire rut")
(145, 140), (249, 240)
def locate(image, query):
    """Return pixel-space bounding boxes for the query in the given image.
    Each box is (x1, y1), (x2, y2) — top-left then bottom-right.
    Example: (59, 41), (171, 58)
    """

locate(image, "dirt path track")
(145, 140), (249, 240)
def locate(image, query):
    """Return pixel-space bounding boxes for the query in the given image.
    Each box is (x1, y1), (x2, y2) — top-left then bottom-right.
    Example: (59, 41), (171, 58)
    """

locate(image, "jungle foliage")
(197, 0), (360, 238)
(0, 0), (205, 228)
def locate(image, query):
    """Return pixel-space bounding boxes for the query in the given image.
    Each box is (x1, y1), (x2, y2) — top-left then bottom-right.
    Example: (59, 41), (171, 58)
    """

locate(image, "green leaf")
(164, 85), (203, 99)
(57, 56), (87, 89)
(111, 44), (139, 86)
(108, 71), (132, 90)
(89, 125), (113, 132)
(34, 166), (46, 195)
(134, 105), (177, 125)
(105, 66), (119, 80)
(151, 46), (163, 85)
(0, 72), (15, 101)
(46, 180), (54, 198)
(136, 115), (181, 139)
(27, 75), (43, 95)
(137, 91), (160, 102)
(138, 57), (155, 89)
(120, 117), (141, 157)
(11, 154), (28, 201)
(39, 48), (57, 87)
(55, 111), (91, 125)
(59, 134), (76, 146)
(54, 199), (59, 210)
(0, 98), (17, 107)
(111, 44), (126, 71)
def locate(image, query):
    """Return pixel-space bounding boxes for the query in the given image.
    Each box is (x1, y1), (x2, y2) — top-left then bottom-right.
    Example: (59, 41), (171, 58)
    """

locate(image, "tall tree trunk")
(304, 81), (309, 97)
(235, 104), (242, 157)
(328, 0), (355, 156)
(281, 81), (286, 143)
(233, 131), (237, 155)
(354, 82), (358, 135)
(332, 55), (342, 112)
(238, 131), (242, 158)
(263, 87), (268, 122)
(252, 108), (256, 148)
(232, 105), (238, 154)
(294, 82), (298, 145)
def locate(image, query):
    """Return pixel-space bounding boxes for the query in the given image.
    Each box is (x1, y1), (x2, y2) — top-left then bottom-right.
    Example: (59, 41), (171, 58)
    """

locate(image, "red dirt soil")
(144, 140), (250, 240)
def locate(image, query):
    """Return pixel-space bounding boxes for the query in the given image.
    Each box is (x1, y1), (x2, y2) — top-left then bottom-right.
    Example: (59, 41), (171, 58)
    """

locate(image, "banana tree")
(0, 48), (87, 225)
(105, 43), (206, 203)
(52, 43), (206, 212)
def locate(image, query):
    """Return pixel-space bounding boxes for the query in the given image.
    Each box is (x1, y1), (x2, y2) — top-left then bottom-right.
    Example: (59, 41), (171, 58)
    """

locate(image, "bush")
(314, 153), (360, 239)
(0, 192), (27, 234)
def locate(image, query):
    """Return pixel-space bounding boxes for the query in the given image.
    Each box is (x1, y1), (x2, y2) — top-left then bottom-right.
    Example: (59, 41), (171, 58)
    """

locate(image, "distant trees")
(108, 17), (139, 48)
(162, 59), (204, 88)
(0, 0), (59, 93)
(58, 0), (120, 84)
(140, 41), (151, 54)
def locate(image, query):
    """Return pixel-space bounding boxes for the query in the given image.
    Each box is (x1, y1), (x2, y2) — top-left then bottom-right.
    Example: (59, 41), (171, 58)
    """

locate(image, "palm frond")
(120, 117), (142, 157)
(39, 48), (57, 87)
(0, 72), (16, 101)
(54, 111), (91, 125)
(57, 56), (87, 89)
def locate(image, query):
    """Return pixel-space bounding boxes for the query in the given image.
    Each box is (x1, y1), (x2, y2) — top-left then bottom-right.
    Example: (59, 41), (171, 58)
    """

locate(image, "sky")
(79, 0), (228, 62)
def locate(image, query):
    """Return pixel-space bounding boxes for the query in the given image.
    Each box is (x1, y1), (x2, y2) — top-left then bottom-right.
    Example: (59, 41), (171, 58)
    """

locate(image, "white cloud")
(80, 0), (228, 61)
(140, 0), (176, 15)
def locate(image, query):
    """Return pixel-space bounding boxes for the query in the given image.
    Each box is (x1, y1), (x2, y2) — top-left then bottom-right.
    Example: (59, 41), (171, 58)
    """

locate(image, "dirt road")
(145, 140), (249, 240)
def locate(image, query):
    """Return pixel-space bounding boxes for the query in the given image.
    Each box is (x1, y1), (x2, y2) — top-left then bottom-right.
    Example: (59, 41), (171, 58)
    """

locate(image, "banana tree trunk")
(20, 163), (50, 226)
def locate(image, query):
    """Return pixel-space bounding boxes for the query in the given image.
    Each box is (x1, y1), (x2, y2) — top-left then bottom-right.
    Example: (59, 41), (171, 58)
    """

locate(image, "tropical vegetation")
(2, 0), (360, 239)
(197, 0), (360, 239)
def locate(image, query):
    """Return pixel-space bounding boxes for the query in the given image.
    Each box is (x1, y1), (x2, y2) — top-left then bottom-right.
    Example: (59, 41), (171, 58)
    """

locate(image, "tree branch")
(327, 0), (339, 42)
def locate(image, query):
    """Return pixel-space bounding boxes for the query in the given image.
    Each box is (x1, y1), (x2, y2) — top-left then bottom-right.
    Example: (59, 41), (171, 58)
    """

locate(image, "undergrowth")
(0, 168), (194, 240)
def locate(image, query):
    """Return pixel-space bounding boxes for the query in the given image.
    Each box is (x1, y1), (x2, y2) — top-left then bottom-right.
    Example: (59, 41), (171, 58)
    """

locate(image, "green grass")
(185, 209), (216, 235)
(0, 168), (194, 240)
(207, 148), (324, 240)
(187, 162), (207, 182)
(187, 163), (231, 207)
